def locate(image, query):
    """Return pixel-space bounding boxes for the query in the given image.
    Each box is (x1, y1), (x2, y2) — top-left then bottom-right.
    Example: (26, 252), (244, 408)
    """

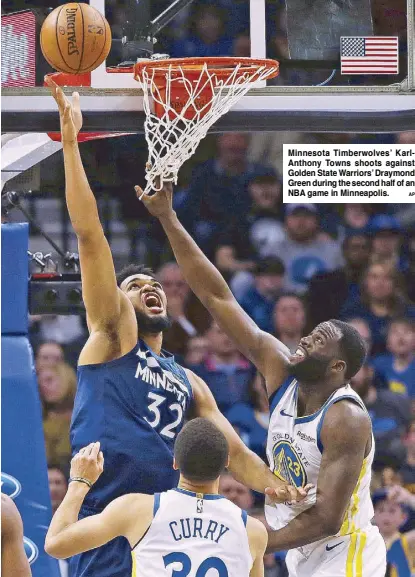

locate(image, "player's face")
(374, 501), (406, 538)
(288, 322), (343, 383)
(120, 274), (170, 333)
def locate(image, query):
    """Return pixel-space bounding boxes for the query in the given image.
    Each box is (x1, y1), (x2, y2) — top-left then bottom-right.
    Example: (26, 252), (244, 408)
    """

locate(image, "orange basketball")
(40, 3), (112, 74)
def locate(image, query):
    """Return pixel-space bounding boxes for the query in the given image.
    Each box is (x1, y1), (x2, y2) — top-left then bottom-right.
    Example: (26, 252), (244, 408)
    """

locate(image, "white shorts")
(286, 526), (386, 577)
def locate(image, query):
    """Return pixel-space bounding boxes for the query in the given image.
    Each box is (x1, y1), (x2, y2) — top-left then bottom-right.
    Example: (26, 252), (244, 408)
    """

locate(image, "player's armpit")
(267, 400), (371, 552)
(247, 516), (267, 577)
(45, 492), (153, 559)
(1, 495), (31, 577)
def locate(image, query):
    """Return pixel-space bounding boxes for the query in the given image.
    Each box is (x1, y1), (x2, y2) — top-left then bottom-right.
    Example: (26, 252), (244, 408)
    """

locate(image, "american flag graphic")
(340, 37), (399, 75)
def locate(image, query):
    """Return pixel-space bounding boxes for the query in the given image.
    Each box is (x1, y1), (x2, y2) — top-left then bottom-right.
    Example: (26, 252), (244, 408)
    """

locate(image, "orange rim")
(134, 56), (279, 81)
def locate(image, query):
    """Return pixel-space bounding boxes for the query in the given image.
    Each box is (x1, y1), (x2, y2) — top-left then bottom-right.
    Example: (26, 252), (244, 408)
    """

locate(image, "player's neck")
(297, 382), (341, 415)
(141, 333), (163, 356)
(178, 475), (220, 496)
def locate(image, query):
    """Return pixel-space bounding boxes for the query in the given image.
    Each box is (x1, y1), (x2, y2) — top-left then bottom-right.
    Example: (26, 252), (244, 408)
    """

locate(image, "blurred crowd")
(25, 128), (415, 576)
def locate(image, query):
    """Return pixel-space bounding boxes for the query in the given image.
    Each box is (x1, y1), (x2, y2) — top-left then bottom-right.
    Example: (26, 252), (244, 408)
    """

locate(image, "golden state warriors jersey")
(265, 378), (375, 557)
(133, 488), (253, 577)
(387, 534), (412, 577)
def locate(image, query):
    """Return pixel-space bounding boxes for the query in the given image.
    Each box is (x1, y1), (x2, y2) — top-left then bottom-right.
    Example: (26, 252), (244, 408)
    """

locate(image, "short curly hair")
(116, 264), (155, 287)
(331, 319), (367, 379)
(174, 418), (229, 483)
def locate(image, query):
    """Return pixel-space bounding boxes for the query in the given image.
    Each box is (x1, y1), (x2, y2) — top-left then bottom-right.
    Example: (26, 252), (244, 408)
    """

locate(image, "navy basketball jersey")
(70, 340), (193, 510)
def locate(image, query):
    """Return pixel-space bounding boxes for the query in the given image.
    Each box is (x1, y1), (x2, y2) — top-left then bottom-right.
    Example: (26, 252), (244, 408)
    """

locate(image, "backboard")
(1, 0), (415, 133)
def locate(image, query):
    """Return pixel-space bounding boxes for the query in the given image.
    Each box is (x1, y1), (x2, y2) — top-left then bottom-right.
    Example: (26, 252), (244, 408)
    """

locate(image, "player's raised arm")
(46, 78), (122, 334)
(266, 401), (372, 552)
(139, 182), (290, 391)
(1, 495), (32, 577)
(45, 443), (153, 559)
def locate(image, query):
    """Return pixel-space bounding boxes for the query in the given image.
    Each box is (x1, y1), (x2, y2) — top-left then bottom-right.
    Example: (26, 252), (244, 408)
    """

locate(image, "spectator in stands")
(274, 204), (343, 294)
(400, 422), (415, 495)
(215, 173), (284, 294)
(170, 4), (232, 58)
(237, 259), (286, 333)
(184, 336), (210, 367)
(345, 318), (373, 358)
(273, 293), (307, 353)
(351, 363), (410, 465)
(341, 261), (415, 355)
(215, 173), (283, 266)
(233, 32), (250, 57)
(190, 321), (254, 413)
(38, 363), (76, 468)
(373, 489), (415, 575)
(182, 134), (276, 255)
(48, 464), (68, 514)
(29, 315), (86, 348)
(308, 231), (370, 326)
(373, 319), (415, 397)
(226, 372), (269, 461)
(219, 471), (255, 509)
(156, 262), (211, 357)
(336, 204), (372, 242)
(35, 341), (65, 372)
(48, 464), (69, 577)
(367, 214), (404, 269)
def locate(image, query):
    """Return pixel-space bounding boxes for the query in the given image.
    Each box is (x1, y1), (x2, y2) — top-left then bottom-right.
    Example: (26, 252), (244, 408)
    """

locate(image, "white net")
(135, 58), (279, 194)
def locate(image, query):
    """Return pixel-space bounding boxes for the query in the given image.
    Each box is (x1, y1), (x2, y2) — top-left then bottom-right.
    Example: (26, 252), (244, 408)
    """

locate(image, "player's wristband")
(69, 476), (93, 488)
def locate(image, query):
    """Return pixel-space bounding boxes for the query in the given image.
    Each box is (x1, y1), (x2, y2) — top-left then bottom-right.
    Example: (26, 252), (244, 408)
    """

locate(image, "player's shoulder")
(246, 516), (268, 551)
(1, 494), (23, 536)
(321, 397), (371, 445)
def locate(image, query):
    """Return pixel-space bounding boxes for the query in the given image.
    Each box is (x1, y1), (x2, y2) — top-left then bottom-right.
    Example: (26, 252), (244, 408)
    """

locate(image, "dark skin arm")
(138, 182), (290, 396)
(1, 494), (31, 577)
(267, 401), (372, 552)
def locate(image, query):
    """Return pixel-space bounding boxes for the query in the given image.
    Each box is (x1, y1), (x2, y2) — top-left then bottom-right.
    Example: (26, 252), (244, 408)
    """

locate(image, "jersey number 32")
(144, 392), (184, 439)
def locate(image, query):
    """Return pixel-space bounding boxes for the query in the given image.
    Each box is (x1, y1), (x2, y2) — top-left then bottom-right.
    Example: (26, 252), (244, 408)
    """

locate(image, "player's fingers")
(304, 483), (314, 493)
(90, 442), (100, 459)
(98, 451), (104, 468)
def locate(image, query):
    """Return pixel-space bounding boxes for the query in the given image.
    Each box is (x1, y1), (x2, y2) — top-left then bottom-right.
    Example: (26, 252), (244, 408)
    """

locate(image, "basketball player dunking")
(140, 182), (387, 577)
(46, 419), (267, 577)
(46, 80), (308, 577)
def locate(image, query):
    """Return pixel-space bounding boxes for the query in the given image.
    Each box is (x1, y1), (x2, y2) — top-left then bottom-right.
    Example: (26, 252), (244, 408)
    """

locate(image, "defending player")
(45, 420), (267, 577)
(45, 79), (308, 577)
(140, 182), (387, 577)
(1, 494), (32, 577)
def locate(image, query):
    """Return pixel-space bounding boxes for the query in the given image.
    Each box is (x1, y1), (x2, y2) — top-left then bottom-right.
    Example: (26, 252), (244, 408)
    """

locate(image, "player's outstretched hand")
(70, 442), (104, 486)
(44, 76), (82, 143)
(135, 178), (173, 219)
(265, 483), (314, 505)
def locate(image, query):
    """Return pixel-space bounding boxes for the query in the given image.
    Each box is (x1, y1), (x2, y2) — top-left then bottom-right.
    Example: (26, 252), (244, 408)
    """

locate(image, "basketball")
(40, 3), (111, 74)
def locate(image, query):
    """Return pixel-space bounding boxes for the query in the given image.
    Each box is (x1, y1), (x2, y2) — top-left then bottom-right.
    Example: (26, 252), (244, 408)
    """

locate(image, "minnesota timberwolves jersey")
(265, 378), (375, 557)
(70, 340), (193, 510)
(134, 488), (252, 577)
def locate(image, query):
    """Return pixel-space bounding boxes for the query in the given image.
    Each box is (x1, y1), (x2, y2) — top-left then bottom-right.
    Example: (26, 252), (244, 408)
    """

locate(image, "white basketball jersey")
(265, 378), (375, 557)
(133, 488), (253, 577)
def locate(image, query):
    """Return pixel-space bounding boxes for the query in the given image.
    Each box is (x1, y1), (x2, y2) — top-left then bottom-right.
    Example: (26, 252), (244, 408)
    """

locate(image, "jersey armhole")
(131, 494), (161, 551)
(316, 396), (367, 453)
(241, 509), (248, 527)
(269, 378), (294, 414)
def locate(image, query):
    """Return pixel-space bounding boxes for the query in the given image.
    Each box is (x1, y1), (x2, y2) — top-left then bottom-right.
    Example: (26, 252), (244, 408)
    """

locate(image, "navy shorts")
(69, 506), (133, 577)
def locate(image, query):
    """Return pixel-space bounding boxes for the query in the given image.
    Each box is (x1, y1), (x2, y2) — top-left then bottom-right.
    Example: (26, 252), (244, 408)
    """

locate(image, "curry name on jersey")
(265, 378), (375, 557)
(134, 488), (252, 577)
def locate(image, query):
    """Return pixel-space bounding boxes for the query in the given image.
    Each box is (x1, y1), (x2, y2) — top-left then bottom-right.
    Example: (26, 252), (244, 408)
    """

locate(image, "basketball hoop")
(134, 56), (279, 194)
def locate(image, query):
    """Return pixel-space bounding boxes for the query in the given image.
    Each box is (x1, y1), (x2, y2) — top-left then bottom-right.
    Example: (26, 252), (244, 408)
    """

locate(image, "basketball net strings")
(139, 63), (277, 194)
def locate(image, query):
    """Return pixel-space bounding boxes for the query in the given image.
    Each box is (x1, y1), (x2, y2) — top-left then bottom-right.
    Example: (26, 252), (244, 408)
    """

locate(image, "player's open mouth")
(290, 346), (307, 363)
(142, 292), (163, 314)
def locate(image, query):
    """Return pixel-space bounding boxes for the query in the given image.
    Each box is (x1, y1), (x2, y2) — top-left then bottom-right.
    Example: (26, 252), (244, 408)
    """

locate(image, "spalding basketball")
(40, 3), (112, 74)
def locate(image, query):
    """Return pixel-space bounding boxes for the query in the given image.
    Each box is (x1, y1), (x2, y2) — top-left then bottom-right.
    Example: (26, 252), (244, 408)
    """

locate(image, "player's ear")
(172, 458), (178, 471)
(332, 359), (346, 373)
(225, 456), (230, 468)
